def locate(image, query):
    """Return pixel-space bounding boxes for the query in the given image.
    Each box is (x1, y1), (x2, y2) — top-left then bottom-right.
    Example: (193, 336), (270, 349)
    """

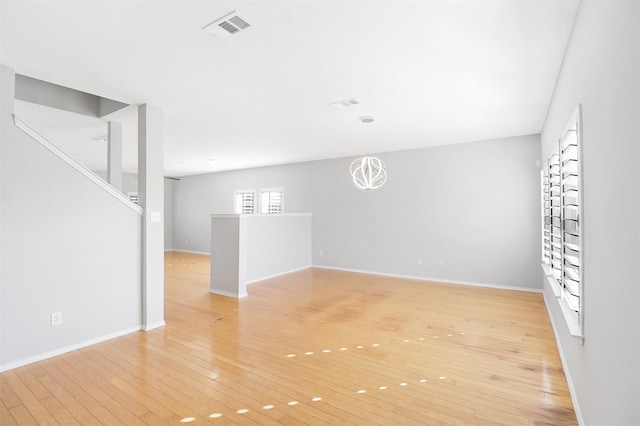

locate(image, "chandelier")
(350, 116), (387, 190)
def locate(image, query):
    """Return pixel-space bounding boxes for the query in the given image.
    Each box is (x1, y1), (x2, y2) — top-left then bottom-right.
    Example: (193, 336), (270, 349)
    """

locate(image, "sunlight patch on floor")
(193, 334), (468, 422)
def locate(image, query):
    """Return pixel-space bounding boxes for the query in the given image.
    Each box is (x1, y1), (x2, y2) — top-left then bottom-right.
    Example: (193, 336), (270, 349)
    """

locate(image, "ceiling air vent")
(330, 98), (360, 108)
(203, 11), (254, 39)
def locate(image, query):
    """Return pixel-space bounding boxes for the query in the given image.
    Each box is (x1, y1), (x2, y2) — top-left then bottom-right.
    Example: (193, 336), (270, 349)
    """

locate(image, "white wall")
(245, 214), (312, 283)
(173, 134), (542, 291)
(311, 135), (541, 290)
(94, 170), (137, 195)
(540, 1), (640, 424)
(0, 67), (143, 369)
(210, 214), (312, 297)
(173, 163), (313, 253)
(94, 172), (173, 251)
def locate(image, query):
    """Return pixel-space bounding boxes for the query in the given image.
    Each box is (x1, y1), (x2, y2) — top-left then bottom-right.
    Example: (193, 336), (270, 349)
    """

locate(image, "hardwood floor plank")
(57, 355), (146, 425)
(67, 347), (150, 418)
(22, 365), (80, 426)
(0, 400), (19, 426)
(2, 370), (58, 425)
(109, 377), (175, 420)
(0, 251), (577, 424)
(38, 359), (115, 425)
(8, 404), (39, 426)
(0, 376), (21, 409)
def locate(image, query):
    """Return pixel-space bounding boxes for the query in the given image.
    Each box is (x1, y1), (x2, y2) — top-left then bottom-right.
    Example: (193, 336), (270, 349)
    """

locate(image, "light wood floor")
(1, 251), (577, 425)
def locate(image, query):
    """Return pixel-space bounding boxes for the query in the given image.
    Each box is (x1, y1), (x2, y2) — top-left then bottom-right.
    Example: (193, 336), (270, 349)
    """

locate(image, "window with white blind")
(234, 190), (256, 214)
(541, 169), (550, 265)
(541, 105), (583, 339)
(560, 113), (582, 318)
(128, 192), (139, 204)
(260, 189), (283, 214)
(548, 153), (563, 291)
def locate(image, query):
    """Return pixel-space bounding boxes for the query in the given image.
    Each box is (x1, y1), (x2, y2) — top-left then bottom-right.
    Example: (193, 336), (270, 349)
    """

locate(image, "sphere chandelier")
(350, 116), (387, 190)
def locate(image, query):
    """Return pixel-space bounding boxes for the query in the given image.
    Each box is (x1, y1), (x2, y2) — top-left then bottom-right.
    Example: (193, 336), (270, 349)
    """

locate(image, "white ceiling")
(1, 0), (579, 177)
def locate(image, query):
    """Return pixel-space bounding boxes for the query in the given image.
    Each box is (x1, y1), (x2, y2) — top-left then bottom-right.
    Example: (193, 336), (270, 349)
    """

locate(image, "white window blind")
(548, 153), (562, 290)
(128, 192), (139, 204)
(541, 105), (583, 339)
(541, 169), (550, 265)
(234, 191), (255, 214)
(260, 190), (283, 214)
(560, 119), (581, 314)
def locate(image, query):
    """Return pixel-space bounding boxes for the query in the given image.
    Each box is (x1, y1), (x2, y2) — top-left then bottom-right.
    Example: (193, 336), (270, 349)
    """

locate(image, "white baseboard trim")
(209, 288), (248, 299)
(168, 249), (211, 256)
(543, 290), (585, 426)
(142, 320), (166, 331)
(246, 265), (313, 285)
(312, 265), (543, 293)
(0, 325), (142, 373)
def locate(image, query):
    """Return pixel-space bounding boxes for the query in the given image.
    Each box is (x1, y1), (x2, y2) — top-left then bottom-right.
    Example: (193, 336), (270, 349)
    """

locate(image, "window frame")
(541, 105), (584, 341)
(127, 192), (139, 204)
(234, 190), (257, 215)
(260, 188), (284, 215)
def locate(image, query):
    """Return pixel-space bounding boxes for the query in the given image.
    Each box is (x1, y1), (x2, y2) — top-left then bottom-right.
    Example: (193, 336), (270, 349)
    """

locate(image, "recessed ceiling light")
(330, 98), (360, 108)
(203, 11), (254, 39)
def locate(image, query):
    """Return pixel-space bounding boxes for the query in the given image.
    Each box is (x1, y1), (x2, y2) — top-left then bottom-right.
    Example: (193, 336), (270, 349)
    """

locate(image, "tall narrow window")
(549, 153), (562, 290)
(234, 190), (256, 214)
(560, 114), (582, 317)
(541, 169), (550, 266)
(260, 189), (283, 214)
(541, 105), (583, 339)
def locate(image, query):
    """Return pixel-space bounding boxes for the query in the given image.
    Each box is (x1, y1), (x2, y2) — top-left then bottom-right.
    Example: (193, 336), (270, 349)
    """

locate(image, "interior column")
(138, 104), (165, 330)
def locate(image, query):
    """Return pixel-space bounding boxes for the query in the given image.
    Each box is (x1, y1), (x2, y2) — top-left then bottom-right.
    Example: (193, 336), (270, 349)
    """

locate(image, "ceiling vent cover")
(203, 11), (253, 39)
(330, 98), (360, 108)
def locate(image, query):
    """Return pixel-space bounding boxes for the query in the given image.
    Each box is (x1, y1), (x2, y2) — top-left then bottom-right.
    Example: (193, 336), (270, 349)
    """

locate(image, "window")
(260, 189), (283, 214)
(548, 153), (562, 291)
(234, 190), (256, 214)
(541, 105), (583, 339)
(560, 114), (581, 315)
(541, 169), (550, 265)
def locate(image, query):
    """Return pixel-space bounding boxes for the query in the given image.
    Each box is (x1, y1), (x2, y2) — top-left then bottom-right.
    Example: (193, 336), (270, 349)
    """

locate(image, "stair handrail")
(13, 114), (143, 215)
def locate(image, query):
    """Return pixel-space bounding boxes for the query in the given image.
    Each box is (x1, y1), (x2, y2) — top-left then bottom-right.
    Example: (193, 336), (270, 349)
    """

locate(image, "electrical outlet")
(432, 259), (443, 267)
(417, 258), (422, 265)
(51, 312), (62, 326)
(320, 250), (324, 257)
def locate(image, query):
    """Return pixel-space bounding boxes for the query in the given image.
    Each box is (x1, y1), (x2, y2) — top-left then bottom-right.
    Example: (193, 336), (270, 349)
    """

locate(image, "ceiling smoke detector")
(330, 98), (360, 108)
(203, 11), (254, 39)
